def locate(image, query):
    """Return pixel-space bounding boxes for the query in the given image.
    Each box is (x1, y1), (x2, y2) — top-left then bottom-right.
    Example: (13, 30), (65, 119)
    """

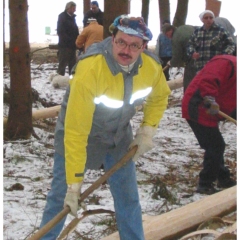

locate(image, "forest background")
(3, 0), (238, 46)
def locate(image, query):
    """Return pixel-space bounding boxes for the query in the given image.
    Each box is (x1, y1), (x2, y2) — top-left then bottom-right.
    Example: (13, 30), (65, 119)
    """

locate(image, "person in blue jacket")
(155, 20), (175, 80)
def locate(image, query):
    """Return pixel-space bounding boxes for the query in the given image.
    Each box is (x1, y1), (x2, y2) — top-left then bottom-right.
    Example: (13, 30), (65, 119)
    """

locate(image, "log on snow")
(3, 78), (183, 126)
(31, 105), (61, 121)
(101, 186), (236, 240)
(3, 105), (61, 126)
(167, 77), (183, 90)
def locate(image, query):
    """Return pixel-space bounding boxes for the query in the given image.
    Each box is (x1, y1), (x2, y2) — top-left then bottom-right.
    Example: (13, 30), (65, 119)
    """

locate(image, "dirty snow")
(3, 63), (237, 240)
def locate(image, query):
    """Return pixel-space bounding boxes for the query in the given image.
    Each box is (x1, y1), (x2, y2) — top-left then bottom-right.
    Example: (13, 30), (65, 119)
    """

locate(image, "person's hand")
(192, 52), (200, 60)
(129, 126), (157, 162)
(64, 182), (83, 217)
(167, 61), (171, 67)
(203, 96), (219, 115)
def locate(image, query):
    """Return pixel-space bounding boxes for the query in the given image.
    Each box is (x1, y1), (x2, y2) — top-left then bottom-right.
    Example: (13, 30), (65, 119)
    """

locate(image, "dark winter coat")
(182, 55), (236, 127)
(57, 11), (79, 49)
(83, 9), (104, 27)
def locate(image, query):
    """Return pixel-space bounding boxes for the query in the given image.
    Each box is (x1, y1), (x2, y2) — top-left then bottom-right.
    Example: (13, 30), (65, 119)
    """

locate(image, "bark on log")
(3, 77), (183, 126)
(101, 186), (236, 240)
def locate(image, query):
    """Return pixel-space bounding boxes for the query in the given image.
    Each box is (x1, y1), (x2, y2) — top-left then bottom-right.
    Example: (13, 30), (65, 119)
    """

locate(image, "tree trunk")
(158, 0), (170, 31)
(3, 0), (6, 66)
(5, 0), (32, 140)
(103, 0), (129, 39)
(172, 0), (189, 27)
(141, 0), (150, 25)
(83, 0), (90, 15)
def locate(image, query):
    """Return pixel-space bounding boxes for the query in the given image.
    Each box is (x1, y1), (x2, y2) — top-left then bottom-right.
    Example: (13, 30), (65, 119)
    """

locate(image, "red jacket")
(182, 55), (236, 127)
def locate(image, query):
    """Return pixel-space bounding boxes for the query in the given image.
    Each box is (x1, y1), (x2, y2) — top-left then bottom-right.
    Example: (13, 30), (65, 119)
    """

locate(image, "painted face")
(202, 14), (214, 29)
(112, 30), (146, 66)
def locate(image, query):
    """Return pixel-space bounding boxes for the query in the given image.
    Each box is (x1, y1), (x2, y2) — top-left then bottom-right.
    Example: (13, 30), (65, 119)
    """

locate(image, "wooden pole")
(101, 186), (236, 240)
(218, 111), (237, 125)
(28, 146), (138, 240)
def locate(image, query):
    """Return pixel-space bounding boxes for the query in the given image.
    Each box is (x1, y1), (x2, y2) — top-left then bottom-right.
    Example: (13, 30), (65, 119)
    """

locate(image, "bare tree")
(157, 0), (189, 31)
(103, 0), (129, 39)
(83, 0), (90, 15)
(141, 0), (150, 25)
(172, 0), (189, 27)
(158, 0), (170, 31)
(5, 0), (32, 140)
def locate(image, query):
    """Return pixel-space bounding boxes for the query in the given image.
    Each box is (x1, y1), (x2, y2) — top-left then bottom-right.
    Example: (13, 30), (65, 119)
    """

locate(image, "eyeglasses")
(114, 39), (143, 52)
(203, 16), (213, 20)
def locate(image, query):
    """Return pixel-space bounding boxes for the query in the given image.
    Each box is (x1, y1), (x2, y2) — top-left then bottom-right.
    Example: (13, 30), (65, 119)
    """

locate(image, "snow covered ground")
(3, 62), (236, 239)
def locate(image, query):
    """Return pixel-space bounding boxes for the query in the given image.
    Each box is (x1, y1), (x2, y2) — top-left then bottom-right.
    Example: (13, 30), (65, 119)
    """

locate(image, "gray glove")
(64, 182), (82, 217)
(203, 96), (219, 115)
(129, 126), (157, 162)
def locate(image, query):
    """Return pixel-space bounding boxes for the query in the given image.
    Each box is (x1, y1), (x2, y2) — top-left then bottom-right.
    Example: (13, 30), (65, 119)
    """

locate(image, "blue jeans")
(39, 152), (144, 240)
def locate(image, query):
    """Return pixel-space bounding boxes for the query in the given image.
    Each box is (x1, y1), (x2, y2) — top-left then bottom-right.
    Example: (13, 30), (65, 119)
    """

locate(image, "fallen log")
(167, 77), (183, 90)
(31, 105), (61, 121)
(3, 78), (183, 126)
(3, 105), (61, 126)
(101, 186), (236, 240)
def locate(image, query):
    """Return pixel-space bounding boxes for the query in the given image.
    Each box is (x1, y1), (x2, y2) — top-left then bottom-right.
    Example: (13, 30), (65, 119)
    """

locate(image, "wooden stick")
(28, 146), (138, 240)
(57, 209), (115, 240)
(219, 111), (237, 125)
(162, 64), (170, 72)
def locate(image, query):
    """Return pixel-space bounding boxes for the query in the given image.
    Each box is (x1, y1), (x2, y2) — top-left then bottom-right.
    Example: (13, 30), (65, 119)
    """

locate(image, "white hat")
(199, 10), (215, 20)
(87, 18), (97, 23)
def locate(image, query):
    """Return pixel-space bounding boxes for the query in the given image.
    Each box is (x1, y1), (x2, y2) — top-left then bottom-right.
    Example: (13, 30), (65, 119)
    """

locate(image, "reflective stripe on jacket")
(54, 37), (171, 184)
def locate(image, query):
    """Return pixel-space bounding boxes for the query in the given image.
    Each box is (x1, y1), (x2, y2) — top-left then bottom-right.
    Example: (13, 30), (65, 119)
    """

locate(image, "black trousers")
(160, 56), (171, 81)
(187, 120), (230, 186)
(57, 48), (76, 76)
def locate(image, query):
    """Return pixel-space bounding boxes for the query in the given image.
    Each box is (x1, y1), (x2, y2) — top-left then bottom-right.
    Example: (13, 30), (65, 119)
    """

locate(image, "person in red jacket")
(182, 55), (236, 194)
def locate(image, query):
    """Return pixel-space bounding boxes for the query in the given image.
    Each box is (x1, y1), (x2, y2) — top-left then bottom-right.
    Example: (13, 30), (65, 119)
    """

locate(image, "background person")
(83, 1), (104, 27)
(76, 18), (103, 53)
(155, 21), (174, 80)
(57, 1), (79, 76)
(187, 10), (235, 72)
(182, 55), (236, 195)
(166, 24), (198, 91)
(39, 14), (171, 240)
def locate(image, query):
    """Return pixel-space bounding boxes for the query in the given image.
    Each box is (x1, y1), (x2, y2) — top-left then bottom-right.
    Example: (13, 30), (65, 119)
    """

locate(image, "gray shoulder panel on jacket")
(143, 49), (161, 65)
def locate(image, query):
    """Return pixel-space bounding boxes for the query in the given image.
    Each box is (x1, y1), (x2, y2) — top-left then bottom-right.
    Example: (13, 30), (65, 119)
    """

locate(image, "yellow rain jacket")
(54, 37), (171, 184)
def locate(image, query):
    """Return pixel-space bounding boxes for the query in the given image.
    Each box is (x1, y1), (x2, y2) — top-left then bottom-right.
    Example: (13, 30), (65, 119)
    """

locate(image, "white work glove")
(64, 182), (82, 217)
(129, 126), (157, 162)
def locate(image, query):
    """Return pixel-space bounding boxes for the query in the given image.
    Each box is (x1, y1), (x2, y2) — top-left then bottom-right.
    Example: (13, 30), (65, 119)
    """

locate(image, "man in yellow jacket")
(76, 18), (103, 53)
(39, 14), (171, 240)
